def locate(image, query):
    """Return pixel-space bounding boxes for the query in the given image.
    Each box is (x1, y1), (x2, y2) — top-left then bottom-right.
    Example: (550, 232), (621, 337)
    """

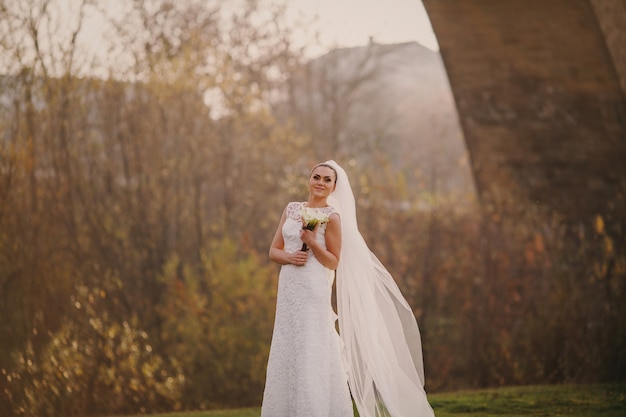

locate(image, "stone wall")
(423, 0), (626, 221)
(590, 0), (626, 95)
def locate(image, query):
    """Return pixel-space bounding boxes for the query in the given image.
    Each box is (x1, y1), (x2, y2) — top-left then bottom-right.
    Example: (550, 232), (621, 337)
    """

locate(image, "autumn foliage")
(0, 1), (624, 416)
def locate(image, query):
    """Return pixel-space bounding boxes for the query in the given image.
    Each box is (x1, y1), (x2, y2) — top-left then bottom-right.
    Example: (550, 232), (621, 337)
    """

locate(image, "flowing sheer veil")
(325, 160), (435, 417)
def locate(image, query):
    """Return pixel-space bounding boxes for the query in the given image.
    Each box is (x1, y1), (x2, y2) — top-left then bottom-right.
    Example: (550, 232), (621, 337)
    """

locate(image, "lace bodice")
(282, 202), (337, 255)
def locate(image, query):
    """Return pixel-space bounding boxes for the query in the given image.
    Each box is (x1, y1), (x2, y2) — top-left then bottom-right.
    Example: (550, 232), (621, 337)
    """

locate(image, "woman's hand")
(288, 250), (309, 267)
(302, 214), (341, 270)
(269, 207), (340, 269)
(300, 224), (318, 250)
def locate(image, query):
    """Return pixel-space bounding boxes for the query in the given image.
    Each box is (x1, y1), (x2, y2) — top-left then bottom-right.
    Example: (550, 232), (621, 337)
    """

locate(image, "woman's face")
(309, 166), (336, 198)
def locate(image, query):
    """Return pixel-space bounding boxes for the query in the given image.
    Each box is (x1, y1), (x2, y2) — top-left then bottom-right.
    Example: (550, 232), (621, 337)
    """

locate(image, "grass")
(120, 384), (626, 417)
(428, 384), (625, 417)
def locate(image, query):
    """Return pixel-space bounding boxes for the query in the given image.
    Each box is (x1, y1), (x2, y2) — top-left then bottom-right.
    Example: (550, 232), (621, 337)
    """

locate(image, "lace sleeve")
(285, 202), (304, 221)
(324, 205), (338, 219)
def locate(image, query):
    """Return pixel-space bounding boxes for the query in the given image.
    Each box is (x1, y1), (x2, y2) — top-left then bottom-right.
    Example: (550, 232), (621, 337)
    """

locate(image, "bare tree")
(284, 40), (397, 162)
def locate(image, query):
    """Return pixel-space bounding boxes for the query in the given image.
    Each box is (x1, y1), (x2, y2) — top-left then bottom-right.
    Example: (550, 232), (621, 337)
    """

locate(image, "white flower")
(301, 206), (330, 230)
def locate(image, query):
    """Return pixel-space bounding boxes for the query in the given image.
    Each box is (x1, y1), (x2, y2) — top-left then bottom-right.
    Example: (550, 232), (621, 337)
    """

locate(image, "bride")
(261, 161), (435, 417)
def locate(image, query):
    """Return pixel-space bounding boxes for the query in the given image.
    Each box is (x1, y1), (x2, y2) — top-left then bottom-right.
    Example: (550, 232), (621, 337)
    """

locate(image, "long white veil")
(325, 160), (435, 417)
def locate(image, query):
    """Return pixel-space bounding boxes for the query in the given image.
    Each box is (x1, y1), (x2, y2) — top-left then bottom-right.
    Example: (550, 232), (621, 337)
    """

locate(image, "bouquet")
(300, 206), (330, 251)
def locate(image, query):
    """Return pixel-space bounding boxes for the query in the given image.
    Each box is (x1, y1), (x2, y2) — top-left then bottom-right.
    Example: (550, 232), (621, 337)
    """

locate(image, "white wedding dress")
(261, 201), (354, 417)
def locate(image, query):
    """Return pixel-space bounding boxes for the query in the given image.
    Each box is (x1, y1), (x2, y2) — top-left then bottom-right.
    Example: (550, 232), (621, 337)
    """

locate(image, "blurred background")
(0, 0), (624, 416)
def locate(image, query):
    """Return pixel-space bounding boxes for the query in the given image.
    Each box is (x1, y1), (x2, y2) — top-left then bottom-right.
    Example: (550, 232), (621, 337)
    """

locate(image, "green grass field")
(125, 384), (625, 417)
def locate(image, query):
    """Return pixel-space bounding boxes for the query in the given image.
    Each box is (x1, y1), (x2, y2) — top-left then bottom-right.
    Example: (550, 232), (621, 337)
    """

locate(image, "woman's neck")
(306, 198), (328, 208)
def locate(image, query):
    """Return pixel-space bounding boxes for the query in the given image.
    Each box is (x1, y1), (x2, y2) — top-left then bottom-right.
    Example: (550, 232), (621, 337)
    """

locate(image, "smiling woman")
(262, 161), (435, 417)
(263, 162), (349, 416)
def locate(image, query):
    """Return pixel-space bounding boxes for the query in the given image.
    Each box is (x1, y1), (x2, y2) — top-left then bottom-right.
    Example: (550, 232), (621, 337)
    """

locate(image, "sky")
(283, 0), (439, 53)
(29, 0), (438, 78)
(88, 0), (439, 56)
